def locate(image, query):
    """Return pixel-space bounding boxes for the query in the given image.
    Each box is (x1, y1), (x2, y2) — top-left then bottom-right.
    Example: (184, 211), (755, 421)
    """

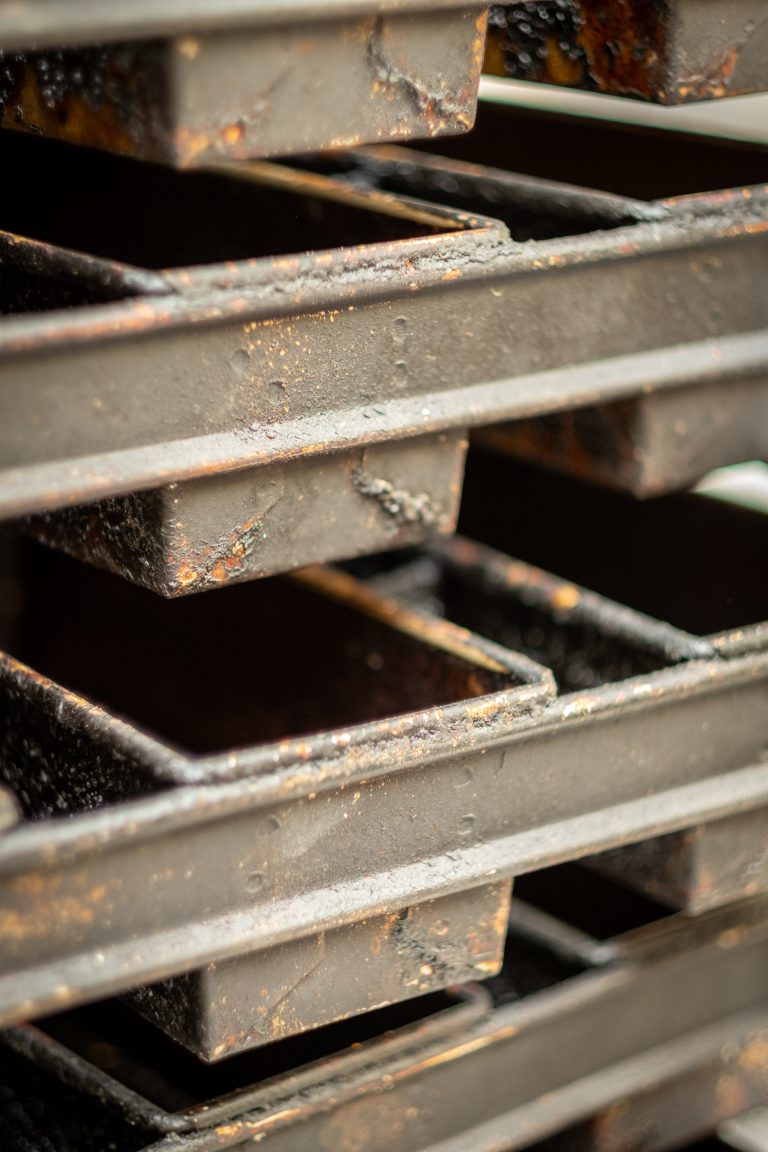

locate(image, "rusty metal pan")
(0, 3), (486, 164)
(1, 135), (767, 530)
(312, 120), (768, 494)
(484, 0), (768, 104)
(459, 451), (768, 658)
(0, 148), (503, 583)
(0, 229), (173, 314)
(0, 546), (549, 1044)
(6, 895), (766, 1151)
(364, 530), (768, 910)
(2, 532), (768, 1034)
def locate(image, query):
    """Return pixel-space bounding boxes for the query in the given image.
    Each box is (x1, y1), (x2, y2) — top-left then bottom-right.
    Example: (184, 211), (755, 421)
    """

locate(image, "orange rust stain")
(223, 123), (245, 146)
(717, 1071), (749, 1117)
(174, 563), (200, 589)
(544, 37), (585, 86)
(551, 584), (581, 612)
(1, 69), (138, 156)
(178, 37), (201, 60)
(739, 1035), (768, 1072)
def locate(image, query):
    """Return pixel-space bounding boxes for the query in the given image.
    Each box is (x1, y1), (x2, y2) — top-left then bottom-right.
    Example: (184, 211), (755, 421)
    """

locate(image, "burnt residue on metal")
(480, 403), (641, 495)
(486, 0), (669, 99)
(486, 1), (593, 87)
(6, 902), (768, 1151)
(352, 468), (439, 527)
(527, 1039), (768, 1152)
(0, 41), (170, 159)
(23, 433), (467, 595)
(460, 452), (768, 642)
(486, 0), (768, 103)
(26, 492), (174, 595)
(0, 652), (170, 822)
(0, 229), (172, 316)
(587, 807), (768, 915)
(479, 378), (765, 498)
(0, 6), (486, 164)
(125, 883), (508, 1061)
(0, 1038), (155, 1152)
(1, 124), (766, 523)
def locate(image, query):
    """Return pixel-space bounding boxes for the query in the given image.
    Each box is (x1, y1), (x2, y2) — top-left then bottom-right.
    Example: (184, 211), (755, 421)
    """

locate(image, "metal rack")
(0, 3), (766, 1149)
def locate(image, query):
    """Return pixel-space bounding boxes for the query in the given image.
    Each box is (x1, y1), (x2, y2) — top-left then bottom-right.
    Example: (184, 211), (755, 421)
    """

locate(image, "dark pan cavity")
(515, 863), (673, 941)
(30, 990), (466, 1116)
(414, 100), (768, 201)
(6, 541), (509, 757)
(0, 133), (441, 271)
(460, 452), (768, 637)
(431, 565), (667, 693)
(303, 153), (641, 241)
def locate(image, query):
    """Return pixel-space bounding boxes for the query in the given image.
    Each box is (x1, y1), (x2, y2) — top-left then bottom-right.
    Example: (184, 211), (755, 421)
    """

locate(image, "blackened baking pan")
(365, 526), (768, 912)
(0, 545), (549, 1040)
(484, 0), (768, 104)
(312, 106), (768, 493)
(410, 97), (768, 201)
(1, 143), (503, 580)
(0, 1), (486, 164)
(459, 451), (768, 657)
(1, 527), (767, 1031)
(1, 131), (766, 531)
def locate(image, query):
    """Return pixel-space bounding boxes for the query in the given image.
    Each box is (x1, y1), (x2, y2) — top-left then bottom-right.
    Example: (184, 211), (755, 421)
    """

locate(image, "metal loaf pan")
(1, 145), (505, 586)
(4, 893), (768, 1150)
(1, 500), (767, 1037)
(484, 0), (768, 104)
(2, 128), (767, 531)
(322, 104), (768, 495)
(0, 1), (486, 164)
(459, 449), (768, 909)
(392, 98), (768, 495)
(0, 544), (550, 1050)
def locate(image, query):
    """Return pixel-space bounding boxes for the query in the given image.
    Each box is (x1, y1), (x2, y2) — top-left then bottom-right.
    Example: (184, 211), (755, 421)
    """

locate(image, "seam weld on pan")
(0, 6), (487, 162)
(0, 126), (766, 519)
